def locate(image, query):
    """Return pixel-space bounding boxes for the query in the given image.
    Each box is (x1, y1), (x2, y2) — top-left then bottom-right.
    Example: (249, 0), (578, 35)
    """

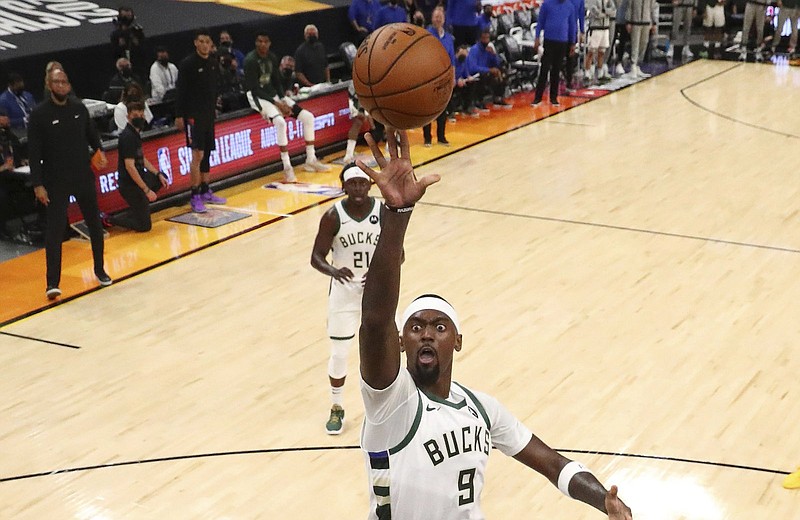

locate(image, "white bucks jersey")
(361, 370), (531, 520)
(331, 198), (381, 286)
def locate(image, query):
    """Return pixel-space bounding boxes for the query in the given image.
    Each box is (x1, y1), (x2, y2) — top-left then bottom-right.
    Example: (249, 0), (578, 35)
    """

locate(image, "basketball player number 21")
(458, 468), (476, 506)
(354, 251), (371, 269)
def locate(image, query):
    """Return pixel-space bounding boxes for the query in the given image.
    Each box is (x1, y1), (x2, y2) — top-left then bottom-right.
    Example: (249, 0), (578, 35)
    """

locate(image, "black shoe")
(551, 99), (560, 106)
(46, 286), (61, 300)
(531, 99), (542, 107)
(96, 271), (113, 287)
(423, 140), (432, 148)
(438, 139), (450, 146)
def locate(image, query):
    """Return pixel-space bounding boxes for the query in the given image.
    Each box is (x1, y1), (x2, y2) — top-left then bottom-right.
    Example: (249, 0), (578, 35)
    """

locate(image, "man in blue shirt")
(349, 0), (381, 39)
(532, 0), (577, 106)
(374, 0), (408, 29)
(0, 73), (35, 130)
(467, 28), (510, 108)
(447, 0), (480, 46)
(423, 6), (456, 146)
(476, 4), (495, 34)
(566, 0), (586, 89)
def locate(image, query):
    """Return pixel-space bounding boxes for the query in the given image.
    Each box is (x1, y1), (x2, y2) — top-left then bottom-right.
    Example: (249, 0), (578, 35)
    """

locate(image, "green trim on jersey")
(388, 390), (423, 455)
(341, 197), (376, 223)
(454, 382), (492, 430)
(422, 389), (468, 410)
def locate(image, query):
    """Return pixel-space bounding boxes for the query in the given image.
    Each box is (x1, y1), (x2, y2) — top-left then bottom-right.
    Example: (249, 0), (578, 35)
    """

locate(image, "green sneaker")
(325, 405), (345, 435)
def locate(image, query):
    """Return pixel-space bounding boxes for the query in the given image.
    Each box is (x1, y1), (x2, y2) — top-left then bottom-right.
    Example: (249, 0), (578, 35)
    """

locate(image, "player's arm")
(357, 130), (439, 390)
(513, 435), (632, 518)
(311, 208), (354, 283)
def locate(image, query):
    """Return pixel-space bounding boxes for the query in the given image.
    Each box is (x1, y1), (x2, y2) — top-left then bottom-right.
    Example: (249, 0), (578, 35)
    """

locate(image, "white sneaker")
(666, 46), (674, 58)
(682, 47), (694, 59)
(284, 167), (297, 182)
(599, 64), (609, 79)
(755, 48), (764, 62)
(303, 160), (331, 172)
(635, 65), (651, 78)
(738, 50), (747, 61)
(615, 63), (625, 76)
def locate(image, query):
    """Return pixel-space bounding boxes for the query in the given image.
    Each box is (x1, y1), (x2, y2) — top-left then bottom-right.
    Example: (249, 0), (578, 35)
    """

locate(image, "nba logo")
(157, 147), (173, 185)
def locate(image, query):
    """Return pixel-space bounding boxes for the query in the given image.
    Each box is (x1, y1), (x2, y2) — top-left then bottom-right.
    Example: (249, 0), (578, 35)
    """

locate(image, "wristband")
(385, 204), (414, 214)
(557, 461), (591, 498)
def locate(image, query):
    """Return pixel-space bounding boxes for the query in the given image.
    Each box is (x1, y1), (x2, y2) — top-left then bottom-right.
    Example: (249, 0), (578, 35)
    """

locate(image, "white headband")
(399, 296), (460, 333)
(342, 165), (371, 183)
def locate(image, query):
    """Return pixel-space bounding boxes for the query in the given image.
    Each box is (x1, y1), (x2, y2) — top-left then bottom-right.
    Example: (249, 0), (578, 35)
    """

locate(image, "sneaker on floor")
(755, 51), (764, 62)
(783, 467), (800, 489)
(96, 271), (113, 287)
(531, 99), (542, 107)
(682, 47), (694, 59)
(303, 160), (331, 172)
(190, 194), (207, 213)
(738, 50), (747, 61)
(325, 404), (345, 435)
(551, 99), (560, 106)
(635, 66), (651, 78)
(438, 139), (450, 146)
(666, 46), (674, 59)
(46, 286), (61, 300)
(599, 64), (610, 79)
(202, 189), (226, 205)
(284, 167), (297, 183)
(615, 63), (626, 76)
(424, 141), (432, 148)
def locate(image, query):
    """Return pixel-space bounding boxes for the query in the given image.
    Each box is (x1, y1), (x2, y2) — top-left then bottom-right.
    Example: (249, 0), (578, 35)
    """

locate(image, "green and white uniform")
(360, 369), (532, 519)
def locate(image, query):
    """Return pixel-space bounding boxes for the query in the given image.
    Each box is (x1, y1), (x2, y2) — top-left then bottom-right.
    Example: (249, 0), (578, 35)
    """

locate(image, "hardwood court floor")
(1, 60), (799, 519)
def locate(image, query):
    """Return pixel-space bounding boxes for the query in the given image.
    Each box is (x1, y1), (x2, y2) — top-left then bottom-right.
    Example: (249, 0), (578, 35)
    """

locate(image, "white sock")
(306, 144), (317, 163)
(331, 385), (344, 407)
(280, 151), (291, 170)
(345, 139), (357, 159)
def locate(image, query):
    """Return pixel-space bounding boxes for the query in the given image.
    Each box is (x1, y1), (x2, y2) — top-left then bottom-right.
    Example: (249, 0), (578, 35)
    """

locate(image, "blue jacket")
(476, 13), (493, 33)
(374, 5), (407, 29)
(348, 0), (381, 32)
(535, 0), (577, 43)
(466, 42), (500, 74)
(447, 0), (478, 27)
(570, 0), (586, 34)
(455, 58), (472, 80)
(427, 26), (457, 65)
(0, 88), (35, 129)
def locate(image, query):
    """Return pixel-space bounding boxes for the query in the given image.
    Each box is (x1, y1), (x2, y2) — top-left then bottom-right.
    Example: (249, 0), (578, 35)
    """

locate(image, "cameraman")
(110, 6), (146, 72)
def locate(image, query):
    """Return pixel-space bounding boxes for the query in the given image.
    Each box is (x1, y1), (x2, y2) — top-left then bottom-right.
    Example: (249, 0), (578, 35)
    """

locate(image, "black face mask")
(131, 117), (146, 130)
(118, 15), (133, 26)
(413, 17), (425, 26)
(457, 55), (467, 62)
(282, 69), (293, 79)
(52, 92), (68, 103)
(157, 57), (169, 66)
(306, 35), (318, 44)
(121, 66), (132, 77)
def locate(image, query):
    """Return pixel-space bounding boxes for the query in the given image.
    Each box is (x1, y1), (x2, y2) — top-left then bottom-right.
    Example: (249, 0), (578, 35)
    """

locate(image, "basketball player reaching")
(311, 163), (385, 434)
(354, 129), (634, 519)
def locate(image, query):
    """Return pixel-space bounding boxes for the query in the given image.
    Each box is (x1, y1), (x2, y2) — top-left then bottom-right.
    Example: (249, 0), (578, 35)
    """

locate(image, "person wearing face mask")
(0, 73), (36, 130)
(375, 0), (409, 28)
(411, 9), (426, 26)
(294, 25), (331, 87)
(452, 44), (480, 115)
(467, 28), (511, 108)
(114, 83), (154, 133)
(107, 57), (143, 103)
(279, 56), (298, 95)
(218, 30), (246, 77)
(29, 69), (111, 300)
(149, 47), (179, 103)
(107, 101), (167, 232)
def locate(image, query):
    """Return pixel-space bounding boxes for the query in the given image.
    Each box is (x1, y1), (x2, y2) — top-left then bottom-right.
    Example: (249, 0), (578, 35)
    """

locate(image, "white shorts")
(588, 29), (610, 49)
(246, 91), (296, 120)
(327, 280), (363, 338)
(703, 5), (725, 27)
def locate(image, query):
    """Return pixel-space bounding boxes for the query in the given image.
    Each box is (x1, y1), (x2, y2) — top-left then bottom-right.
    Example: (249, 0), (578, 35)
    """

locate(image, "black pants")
(565, 51), (579, 88)
(44, 177), (104, 287)
(109, 181), (151, 232)
(452, 82), (478, 111)
(477, 73), (506, 105)
(535, 40), (570, 103)
(422, 112), (447, 143)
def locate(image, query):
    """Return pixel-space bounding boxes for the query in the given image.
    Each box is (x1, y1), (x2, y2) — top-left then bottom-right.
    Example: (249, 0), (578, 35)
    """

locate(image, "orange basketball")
(352, 22), (454, 130)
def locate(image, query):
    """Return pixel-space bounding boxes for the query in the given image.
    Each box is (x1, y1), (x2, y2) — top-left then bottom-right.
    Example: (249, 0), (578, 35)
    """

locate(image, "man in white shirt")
(354, 130), (634, 520)
(149, 46), (178, 102)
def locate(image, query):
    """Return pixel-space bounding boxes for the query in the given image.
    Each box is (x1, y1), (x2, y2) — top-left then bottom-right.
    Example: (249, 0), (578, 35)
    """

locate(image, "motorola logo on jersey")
(369, 215), (378, 224)
(423, 425), (490, 466)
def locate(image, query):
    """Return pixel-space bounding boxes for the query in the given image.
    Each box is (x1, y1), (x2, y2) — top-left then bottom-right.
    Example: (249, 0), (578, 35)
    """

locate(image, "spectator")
(667, 0), (696, 59)
(294, 24), (330, 87)
(0, 73), (35, 130)
(467, 28), (510, 108)
(110, 6), (146, 71)
(29, 69), (111, 300)
(0, 108), (23, 240)
(149, 46), (179, 103)
(218, 49), (246, 112)
(411, 9), (427, 26)
(566, 0), (587, 89)
(452, 44), (480, 115)
(349, 0), (382, 39)
(476, 4), (495, 34)
(107, 57), (143, 103)
(701, 0), (727, 56)
(280, 55), (298, 95)
(739, 0), (769, 60)
(423, 6), (455, 147)
(584, 0), (617, 82)
(343, 85), (370, 163)
(612, 0), (630, 75)
(770, 0), (797, 55)
(625, 0), (657, 77)
(108, 101), (167, 232)
(114, 83), (153, 133)
(218, 30), (246, 77)
(532, 0), (577, 106)
(375, 0), (409, 28)
(402, 0), (420, 19)
(244, 32), (331, 182)
(447, 0), (480, 46)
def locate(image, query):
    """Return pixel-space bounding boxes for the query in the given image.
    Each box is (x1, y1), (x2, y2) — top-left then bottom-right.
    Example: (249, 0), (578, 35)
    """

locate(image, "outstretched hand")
(605, 486), (632, 520)
(355, 128), (440, 209)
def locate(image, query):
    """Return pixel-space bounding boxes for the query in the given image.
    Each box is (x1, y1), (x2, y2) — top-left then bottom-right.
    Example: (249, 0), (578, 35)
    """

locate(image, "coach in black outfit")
(174, 28), (227, 214)
(29, 69), (111, 300)
(109, 101), (167, 232)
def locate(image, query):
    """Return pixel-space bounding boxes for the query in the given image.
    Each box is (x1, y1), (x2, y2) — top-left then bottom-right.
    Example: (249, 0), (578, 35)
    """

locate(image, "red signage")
(69, 88), (352, 222)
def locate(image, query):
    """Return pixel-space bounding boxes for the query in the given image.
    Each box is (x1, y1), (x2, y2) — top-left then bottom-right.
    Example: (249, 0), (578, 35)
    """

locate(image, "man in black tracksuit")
(29, 69), (111, 300)
(174, 28), (226, 214)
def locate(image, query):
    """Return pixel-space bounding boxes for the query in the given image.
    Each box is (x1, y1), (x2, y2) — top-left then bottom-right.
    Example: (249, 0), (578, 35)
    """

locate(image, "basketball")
(352, 22), (454, 130)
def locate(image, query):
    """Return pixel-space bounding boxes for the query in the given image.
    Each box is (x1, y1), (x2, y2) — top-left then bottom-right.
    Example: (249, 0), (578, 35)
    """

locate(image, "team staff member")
(108, 101), (167, 232)
(310, 163), (384, 435)
(29, 69), (112, 300)
(175, 28), (226, 214)
(354, 130), (633, 519)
